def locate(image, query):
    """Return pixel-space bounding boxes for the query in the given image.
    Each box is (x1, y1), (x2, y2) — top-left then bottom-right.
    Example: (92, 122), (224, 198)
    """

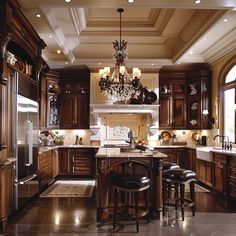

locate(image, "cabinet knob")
(65, 90), (71, 94)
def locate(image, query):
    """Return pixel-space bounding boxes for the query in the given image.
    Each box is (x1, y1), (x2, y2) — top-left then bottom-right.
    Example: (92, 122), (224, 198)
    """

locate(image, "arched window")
(222, 65), (236, 142)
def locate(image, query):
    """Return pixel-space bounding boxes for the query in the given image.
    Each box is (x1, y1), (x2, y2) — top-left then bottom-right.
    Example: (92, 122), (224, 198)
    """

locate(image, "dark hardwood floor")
(3, 186), (236, 236)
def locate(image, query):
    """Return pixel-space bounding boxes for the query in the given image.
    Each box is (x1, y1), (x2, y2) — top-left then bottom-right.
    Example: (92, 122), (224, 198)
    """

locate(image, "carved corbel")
(0, 31), (11, 85)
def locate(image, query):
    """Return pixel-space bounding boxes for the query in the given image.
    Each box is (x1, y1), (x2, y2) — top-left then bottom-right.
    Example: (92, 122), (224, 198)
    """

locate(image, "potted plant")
(54, 134), (65, 145)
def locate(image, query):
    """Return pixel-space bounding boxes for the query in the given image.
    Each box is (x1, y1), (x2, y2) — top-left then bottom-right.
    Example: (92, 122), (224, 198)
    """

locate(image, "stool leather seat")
(163, 168), (196, 182)
(162, 162), (180, 171)
(114, 174), (150, 189)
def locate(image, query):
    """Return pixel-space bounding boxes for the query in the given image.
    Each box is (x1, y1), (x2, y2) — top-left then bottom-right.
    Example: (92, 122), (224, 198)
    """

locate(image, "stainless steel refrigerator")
(13, 72), (39, 210)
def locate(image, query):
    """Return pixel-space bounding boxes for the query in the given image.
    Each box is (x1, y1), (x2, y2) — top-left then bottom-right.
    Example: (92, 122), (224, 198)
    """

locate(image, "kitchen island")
(95, 147), (167, 221)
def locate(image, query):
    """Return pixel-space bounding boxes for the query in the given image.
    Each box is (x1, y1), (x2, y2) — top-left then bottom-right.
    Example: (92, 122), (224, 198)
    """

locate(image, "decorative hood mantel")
(90, 103), (159, 114)
(90, 103), (159, 129)
(89, 103), (159, 146)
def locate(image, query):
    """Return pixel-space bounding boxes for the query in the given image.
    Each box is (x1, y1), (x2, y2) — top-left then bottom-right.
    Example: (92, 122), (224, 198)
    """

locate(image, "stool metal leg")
(162, 180), (167, 218)
(134, 192), (139, 233)
(180, 183), (185, 221)
(174, 182), (179, 211)
(190, 181), (196, 216)
(113, 188), (118, 229)
(144, 189), (150, 223)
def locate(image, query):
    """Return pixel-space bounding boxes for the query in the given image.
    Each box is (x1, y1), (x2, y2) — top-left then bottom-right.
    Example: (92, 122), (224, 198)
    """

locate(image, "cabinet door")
(172, 96), (186, 128)
(196, 159), (213, 187)
(39, 75), (47, 128)
(213, 154), (227, 193)
(175, 148), (187, 168)
(59, 149), (70, 175)
(0, 163), (15, 221)
(60, 95), (75, 128)
(5, 163), (15, 216)
(77, 97), (89, 129)
(159, 95), (172, 128)
(188, 149), (196, 172)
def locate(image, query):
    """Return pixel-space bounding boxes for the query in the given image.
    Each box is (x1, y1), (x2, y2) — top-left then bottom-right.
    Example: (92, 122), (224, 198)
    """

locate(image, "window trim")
(219, 56), (236, 143)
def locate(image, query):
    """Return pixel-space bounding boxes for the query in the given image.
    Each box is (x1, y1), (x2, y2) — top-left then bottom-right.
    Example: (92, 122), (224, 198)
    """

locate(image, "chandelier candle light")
(99, 8), (142, 102)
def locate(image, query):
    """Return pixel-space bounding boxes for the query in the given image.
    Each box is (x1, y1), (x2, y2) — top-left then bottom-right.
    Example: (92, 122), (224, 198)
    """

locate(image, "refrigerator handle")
(25, 120), (33, 166)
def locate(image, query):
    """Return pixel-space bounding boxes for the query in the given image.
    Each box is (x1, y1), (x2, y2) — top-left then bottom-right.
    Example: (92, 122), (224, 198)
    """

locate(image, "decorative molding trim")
(172, 10), (228, 63)
(70, 8), (86, 37)
(40, 6), (75, 63)
(46, 58), (173, 70)
(203, 28), (236, 65)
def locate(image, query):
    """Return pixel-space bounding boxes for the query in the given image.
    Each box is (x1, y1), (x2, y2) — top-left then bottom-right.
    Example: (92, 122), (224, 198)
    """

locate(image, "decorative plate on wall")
(160, 131), (172, 141)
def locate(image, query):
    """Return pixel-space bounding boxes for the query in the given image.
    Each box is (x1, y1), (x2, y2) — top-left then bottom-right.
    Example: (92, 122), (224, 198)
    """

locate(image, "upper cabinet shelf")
(7, 41), (36, 80)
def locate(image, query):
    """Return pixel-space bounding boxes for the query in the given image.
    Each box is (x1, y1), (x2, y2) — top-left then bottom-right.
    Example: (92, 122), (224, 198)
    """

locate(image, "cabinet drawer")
(72, 161), (90, 168)
(72, 156), (91, 162)
(72, 166), (91, 174)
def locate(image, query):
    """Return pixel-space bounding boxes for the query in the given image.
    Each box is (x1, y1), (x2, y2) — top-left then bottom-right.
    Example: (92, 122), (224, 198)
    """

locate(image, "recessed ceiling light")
(98, 63), (102, 66)
(57, 49), (61, 54)
(151, 63), (154, 66)
(223, 18), (228, 22)
(177, 62), (181, 65)
(127, 0), (135, 3)
(65, 61), (68, 64)
(189, 51), (194, 55)
(194, 0), (201, 4)
(203, 36), (207, 40)
(48, 35), (52, 38)
(36, 14), (41, 18)
(65, 0), (71, 2)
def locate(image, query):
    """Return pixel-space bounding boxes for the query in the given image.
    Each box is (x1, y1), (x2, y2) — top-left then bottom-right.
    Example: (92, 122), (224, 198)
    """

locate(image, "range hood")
(90, 103), (159, 130)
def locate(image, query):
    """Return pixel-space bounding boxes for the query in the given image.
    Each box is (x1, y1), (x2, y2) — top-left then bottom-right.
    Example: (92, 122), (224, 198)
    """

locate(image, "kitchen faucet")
(213, 135), (230, 149)
(127, 130), (135, 148)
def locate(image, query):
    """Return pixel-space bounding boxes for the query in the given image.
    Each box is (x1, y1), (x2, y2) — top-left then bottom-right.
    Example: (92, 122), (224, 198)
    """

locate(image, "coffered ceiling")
(18, 0), (236, 70)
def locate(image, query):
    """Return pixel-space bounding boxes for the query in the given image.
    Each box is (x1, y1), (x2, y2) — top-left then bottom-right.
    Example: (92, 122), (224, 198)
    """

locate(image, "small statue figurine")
(189, 84), (197, 95)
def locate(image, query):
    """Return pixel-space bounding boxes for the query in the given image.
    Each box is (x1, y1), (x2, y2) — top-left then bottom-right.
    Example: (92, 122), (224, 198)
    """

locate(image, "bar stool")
(162, 162), (180, 171)
(162, 168), (197, 221)
(113, 174), (150, 233)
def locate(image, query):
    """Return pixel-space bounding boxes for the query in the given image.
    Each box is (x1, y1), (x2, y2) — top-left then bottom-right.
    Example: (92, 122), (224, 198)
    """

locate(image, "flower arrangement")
(54, 134), (65, 145)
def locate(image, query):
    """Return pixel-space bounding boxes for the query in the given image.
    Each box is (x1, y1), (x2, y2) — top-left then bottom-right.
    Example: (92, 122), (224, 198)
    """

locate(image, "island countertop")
(95, 147), (167, 158)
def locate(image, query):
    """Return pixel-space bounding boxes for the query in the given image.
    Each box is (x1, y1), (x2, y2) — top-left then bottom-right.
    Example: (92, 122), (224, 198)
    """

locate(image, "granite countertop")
(38, 144), (100, 154)
(196, 146), (236, 156)
(95, 147), (167, 158)
(0, 158), (16, 167)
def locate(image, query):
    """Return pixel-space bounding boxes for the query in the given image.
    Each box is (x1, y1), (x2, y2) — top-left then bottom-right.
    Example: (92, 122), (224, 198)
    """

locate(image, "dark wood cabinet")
(187, 70), (212, 129)
(155, 148), (175, 163)
(159, 69), (211, 130)
(70, 148), (96, 176)
(175, 148), (187, 168)
(228, 157), (236, 200)
(159, 95), (172, 128)
(58, 148), (71, 175)
(59, 78), (90, 129)
(213, 153), (227, 193)
(172, 96), (186, 128)
(196, 159), (213, 187)
(38, 150), (57, 190)
(58, 148), (96, 177)
(45, 71), (60, 128)
(155, 148), (187, 168)
(0, 161), (15, 231)
(187, 148), (196, 172)
(159, 78), (186, 129)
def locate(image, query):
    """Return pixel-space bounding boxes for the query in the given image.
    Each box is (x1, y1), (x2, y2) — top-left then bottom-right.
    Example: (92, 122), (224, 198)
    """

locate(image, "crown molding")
(40, 6), (75, 63)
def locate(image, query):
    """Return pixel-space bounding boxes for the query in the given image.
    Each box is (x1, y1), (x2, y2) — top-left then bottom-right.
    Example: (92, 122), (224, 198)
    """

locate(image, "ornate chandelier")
(98, 8), (141, 102)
